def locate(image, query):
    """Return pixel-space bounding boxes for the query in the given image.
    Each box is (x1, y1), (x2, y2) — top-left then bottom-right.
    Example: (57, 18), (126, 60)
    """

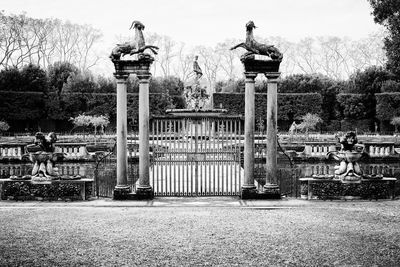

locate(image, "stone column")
(242, 72), (258, 198)
(264, 72), (281, 198)
(136, 72), (154, 199)
(114, 73), (131, 199)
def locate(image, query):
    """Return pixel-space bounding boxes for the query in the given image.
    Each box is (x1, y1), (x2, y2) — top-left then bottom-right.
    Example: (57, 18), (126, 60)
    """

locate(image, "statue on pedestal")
(327, 132), (365, 182)
(231, 21), (283, 61)
(184, 55), (209, 111)
(110, 21), (159, 60)
(26, 132), (63, 180)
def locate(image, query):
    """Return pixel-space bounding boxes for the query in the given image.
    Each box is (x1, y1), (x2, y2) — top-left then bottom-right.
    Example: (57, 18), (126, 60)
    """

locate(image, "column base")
(241, 185), (258, 199)
(113, 186), (131, 200)
(262, 183), (281, 199)
(135, 186), (154, 200)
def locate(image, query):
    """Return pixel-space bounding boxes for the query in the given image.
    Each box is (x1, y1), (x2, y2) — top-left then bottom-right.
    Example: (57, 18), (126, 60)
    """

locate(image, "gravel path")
(1, 200), (400, 266)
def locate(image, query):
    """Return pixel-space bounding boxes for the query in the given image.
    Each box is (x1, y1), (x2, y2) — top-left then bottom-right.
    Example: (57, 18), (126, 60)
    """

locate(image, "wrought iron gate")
(150, 116), (243, 196)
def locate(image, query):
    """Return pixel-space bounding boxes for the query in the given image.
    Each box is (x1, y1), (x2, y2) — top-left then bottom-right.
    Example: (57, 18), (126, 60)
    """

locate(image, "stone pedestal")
(264, 72), (281, 198)
(242, 72), (258, 199)
(114, 73), (131, 199)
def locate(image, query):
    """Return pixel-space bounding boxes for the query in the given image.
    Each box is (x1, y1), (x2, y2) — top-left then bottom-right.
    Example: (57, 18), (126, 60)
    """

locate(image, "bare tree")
(196, 45), (221, 92)
(173, 42), (193, 82)
(295, 37), (320, 74)
(215, 39), (241, 80)
(158, 35), (176, 77)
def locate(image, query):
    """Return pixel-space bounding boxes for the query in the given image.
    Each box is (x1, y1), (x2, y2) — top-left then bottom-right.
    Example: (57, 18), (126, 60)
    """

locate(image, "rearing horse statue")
(110, 21), (159, 60)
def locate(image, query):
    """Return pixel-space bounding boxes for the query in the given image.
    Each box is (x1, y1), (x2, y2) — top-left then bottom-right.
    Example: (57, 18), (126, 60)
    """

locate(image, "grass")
(0, 200), (400, 266)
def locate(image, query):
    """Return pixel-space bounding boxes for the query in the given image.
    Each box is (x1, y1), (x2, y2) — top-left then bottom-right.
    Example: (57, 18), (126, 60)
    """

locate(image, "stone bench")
(299, 177), (397, 200)
(0, 178), (93, 201)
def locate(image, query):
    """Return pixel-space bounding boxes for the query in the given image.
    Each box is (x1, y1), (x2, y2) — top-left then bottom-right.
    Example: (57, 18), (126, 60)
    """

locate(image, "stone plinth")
(241, 56), (280, 73)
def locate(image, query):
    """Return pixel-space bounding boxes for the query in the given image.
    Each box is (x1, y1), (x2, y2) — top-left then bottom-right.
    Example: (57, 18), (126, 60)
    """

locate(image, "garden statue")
(184, 55), (209, 111)
(26, 132), (63, 180)
(327, 131), (366, 182)
(110, 20), (159, 60)
(231, 21), (283, 61)
(193, 55), (203, 79)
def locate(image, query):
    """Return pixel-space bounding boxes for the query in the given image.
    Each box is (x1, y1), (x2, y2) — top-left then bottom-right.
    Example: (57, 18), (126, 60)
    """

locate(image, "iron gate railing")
(150, 116), (243, 196)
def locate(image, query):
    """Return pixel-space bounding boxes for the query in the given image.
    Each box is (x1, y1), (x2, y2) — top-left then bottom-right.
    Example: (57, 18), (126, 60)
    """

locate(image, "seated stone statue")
(27, 132), (61, 180)
(327, 131), (364, 181)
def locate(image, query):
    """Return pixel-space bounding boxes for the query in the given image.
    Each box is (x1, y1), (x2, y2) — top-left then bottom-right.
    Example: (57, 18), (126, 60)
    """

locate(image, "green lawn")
(0, 200), (399, 266)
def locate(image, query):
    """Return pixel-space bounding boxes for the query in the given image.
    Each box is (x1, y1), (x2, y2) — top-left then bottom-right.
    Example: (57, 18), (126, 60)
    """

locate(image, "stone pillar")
(114, 73), (131, 199)
(264, 72), (281, 198)
(242, 72), (258, 198)
(136, 72), (154, 199)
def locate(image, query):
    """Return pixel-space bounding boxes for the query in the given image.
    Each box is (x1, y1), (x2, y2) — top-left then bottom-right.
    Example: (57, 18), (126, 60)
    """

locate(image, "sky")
(1, 0), (383, 76)
(2, 0), (381, 46)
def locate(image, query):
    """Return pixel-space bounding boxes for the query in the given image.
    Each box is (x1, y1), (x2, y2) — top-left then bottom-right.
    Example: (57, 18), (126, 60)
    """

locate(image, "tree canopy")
(369, 0), (400, 77)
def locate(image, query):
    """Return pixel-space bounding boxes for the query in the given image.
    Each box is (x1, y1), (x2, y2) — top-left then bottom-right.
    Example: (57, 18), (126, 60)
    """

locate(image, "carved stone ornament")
(231, 21), (283, 62)
(110, 21), (159, 61)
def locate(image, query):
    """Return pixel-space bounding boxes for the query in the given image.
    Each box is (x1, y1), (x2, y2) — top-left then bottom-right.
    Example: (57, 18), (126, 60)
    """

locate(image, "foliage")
(304, 180), (391, 199)
(0, 120), (10, 132)
(369, 0), (400, 77)
(150, 76), (184, 95)
(278, 74), (336, 93)
(381, 79), (400, 92)
(70, 114), (109, 141)
(0, 92), (45, 121)
(390, 116), (400, 132)
(70, 114), (92, 128)
(20, 64), (49, 92)
(298, 113), (322, 133)
(90, 115), (110, 135)
(376, 93), (400, 121)
(336, 94), (367, 120)
(2, 181), (91, 200)
(0, 68), (23, 91)
(47, 62), (79, 94)
(213, 93), (322, 121)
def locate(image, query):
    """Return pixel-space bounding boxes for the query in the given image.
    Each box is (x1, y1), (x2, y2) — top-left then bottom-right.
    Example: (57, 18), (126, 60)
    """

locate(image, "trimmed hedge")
(213, 93), (322, 120)
(0, 91), (45, 121)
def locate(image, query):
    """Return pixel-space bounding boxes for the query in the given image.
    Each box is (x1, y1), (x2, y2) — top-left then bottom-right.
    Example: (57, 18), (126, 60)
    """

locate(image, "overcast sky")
(2, 0), (381, 46)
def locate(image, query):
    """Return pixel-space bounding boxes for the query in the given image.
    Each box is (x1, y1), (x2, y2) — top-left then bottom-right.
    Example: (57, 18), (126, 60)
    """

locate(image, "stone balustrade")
(55, 143), (88, 160)
(364, 142), (394, 157)
(0, 164), (89, 178)
(303, 142), (337, 158)
(0, 144), (25, 160)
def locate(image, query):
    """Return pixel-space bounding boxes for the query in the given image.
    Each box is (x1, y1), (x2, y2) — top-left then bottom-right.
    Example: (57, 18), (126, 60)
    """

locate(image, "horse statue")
(110, 21), (159, 60)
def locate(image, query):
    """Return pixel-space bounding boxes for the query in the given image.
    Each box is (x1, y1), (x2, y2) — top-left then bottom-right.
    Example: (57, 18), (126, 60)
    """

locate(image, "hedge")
(213, 93), (322, 120)
(336, 94), (367, 120)
(0, 91), (45, 121)
(376, 93), (400, 121)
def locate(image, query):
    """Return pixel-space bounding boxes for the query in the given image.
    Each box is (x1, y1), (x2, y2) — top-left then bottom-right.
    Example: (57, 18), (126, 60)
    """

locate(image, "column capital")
(244, 72), (258, 82)
(265, 72), (281, 83)
(137, 72), (152, 83)
(114, 72), (129, 82)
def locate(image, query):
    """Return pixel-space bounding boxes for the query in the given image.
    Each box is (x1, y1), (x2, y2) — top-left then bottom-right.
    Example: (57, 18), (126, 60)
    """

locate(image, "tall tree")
(369, 0), (400, 77)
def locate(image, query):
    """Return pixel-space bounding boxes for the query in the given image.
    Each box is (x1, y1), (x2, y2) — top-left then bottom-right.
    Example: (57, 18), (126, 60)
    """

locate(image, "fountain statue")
(25, 132), (64, 181)
(183, 55), (209, 111)
(327, 131), (380, 182)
